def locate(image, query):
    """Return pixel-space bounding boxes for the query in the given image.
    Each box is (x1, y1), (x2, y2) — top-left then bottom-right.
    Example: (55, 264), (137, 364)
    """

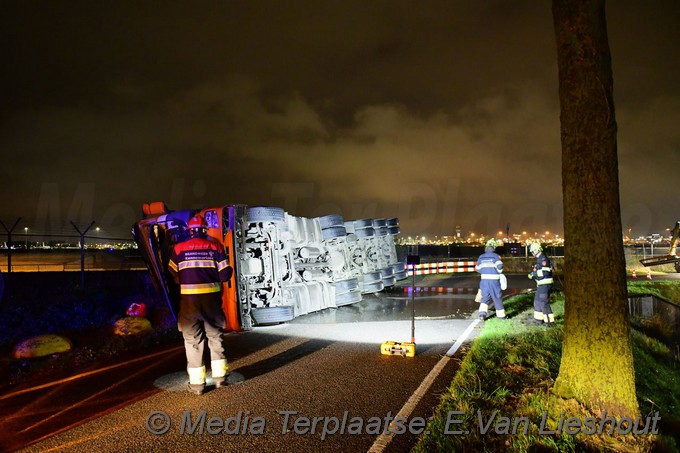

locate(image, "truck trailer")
(133, 202), (407, 332)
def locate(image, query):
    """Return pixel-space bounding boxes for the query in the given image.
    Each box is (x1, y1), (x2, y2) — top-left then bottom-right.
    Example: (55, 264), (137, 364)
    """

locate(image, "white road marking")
(367, 318), (480, 453)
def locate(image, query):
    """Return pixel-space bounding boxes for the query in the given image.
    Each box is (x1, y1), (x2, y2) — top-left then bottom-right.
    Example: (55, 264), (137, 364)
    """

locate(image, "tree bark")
(551, 0), (639, 417)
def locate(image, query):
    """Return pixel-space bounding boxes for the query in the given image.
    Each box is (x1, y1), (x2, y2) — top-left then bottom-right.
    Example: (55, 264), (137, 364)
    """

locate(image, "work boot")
(479, 312), (486, 321)
(187, 384), (204, 396)
(214, 377), (228, 389)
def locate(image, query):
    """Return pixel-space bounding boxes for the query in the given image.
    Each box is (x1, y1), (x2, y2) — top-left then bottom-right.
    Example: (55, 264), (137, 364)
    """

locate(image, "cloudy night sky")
(1, 1), (678, 240)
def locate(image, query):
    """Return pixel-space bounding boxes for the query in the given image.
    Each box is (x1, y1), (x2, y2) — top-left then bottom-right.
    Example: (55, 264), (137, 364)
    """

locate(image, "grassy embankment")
(414, 281), (680, 452)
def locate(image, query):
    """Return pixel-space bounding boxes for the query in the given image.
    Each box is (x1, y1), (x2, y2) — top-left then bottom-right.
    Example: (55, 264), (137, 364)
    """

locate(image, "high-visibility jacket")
(169, 236), (232, 295)
(475, 251), (503, 280)
(529, 252), (553, 286)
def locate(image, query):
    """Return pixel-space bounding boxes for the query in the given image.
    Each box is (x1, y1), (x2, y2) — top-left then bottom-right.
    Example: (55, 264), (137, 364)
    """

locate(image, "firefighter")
(476, 239), (506, 320)
(169, 214), (233, 395)
(527, 242), (555, 327)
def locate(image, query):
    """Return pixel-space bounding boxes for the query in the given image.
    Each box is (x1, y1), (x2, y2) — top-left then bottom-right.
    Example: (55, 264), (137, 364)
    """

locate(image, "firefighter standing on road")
(169, 214), (233, 395)
(528, 242), (555, 327)
(476, 239), (506, 320)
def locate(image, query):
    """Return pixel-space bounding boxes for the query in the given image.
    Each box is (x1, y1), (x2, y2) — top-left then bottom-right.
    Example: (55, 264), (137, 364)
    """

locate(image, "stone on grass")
(113, 316), (153, 336)
(12, 334), (73, 359)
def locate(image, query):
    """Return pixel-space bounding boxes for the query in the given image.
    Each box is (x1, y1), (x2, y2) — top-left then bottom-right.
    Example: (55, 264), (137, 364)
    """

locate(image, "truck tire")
(335, 290), (362, 306)
(317, 214), (344, 229)
(394, 270), (409, 281)
(375, 227), (388, 236)
(353, 219), (373, 228)
(361, 281), (384, 294)
(362, 271), (382, 285)
(379, 267), (395, 278)
(321, 226), (347, 240)
(382, 276), (396, 287)
(332, 278), (359, 294)
(354, 227), (375, 238)
(392, 262), (407, 272)
(247, 207), (286, 224)
(251, 306), (295, 325)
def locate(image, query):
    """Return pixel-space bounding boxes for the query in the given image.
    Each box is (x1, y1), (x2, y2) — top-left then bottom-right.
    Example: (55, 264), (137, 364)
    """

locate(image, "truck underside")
(133, 202), (407, 332)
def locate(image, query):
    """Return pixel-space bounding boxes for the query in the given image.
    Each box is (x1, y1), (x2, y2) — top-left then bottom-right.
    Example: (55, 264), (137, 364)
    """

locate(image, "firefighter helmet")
(485, 239), (497, 251)
(187, 215), (207, 231)
(530, 242), (542, 256)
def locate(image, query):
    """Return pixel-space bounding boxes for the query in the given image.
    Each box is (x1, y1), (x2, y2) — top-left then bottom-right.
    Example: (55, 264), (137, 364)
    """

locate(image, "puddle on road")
(291, 287), (521, 324)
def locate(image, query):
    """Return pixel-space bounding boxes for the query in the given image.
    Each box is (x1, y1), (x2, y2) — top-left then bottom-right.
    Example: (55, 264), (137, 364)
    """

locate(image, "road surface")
(2, 274), (534, 452)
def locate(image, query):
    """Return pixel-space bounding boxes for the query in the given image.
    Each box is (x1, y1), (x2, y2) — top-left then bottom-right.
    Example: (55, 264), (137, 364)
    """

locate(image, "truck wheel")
(374, 227), (388, 237)
(394, 270), (409, 281)
(317, 214), (344, 229)
(335, 290), (362, 306)
(392, 262), (407, 272)
(251, 306), (294, 325)
(246, 207), (286, 224)
(353, 219), (373, 228)
(361, 281), (385, 294)
(382, 276), (396, 287)
(362, 271), (383, 285)
(354, 227), (375, 238)
(322, 226), (347, 240)
(332, 278), (359, 294)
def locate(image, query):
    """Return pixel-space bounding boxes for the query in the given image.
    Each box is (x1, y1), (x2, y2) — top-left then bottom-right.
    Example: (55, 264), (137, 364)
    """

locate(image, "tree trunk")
(551, 0), (639, 418)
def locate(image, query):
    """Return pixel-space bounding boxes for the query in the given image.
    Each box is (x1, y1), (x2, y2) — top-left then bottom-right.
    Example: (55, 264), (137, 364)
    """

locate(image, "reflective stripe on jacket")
(476, 252), (503, 280)
(169, 236), (232, 295)
(531, 253), (553, 286)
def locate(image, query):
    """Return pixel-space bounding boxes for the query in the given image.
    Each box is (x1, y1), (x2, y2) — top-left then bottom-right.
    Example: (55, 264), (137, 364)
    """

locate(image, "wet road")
(2, 274), (533, 453)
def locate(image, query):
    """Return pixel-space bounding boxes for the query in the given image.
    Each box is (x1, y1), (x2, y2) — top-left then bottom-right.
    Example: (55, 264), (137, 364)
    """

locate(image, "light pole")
(24, 227), (28, 249)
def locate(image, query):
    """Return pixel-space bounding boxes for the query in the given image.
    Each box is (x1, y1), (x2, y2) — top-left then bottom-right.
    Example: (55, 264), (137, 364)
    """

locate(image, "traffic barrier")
(646, 270), (652, 280)
(406, 261), (475, 276)
(631, 270), (637, 278)
(402, 286), (477, 295)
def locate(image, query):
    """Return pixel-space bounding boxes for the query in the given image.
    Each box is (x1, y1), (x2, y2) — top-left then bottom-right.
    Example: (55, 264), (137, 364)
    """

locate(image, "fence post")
(1, 218), (21, 294)
(71, 220), (95, 289)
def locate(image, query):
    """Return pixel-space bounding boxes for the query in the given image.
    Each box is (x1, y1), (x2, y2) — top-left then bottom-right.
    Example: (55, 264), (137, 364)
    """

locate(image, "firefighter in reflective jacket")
(528, 242), (555, 327)
(169, 214), (233, 395)
(476, 239), (506, 320)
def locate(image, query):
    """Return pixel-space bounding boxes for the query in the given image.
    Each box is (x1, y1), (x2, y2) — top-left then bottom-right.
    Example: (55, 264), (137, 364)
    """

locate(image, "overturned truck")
(133, 202), (407, 331)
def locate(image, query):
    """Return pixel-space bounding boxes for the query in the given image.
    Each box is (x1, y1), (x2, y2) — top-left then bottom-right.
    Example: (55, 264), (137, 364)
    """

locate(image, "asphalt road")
(2, 274), (535, 453)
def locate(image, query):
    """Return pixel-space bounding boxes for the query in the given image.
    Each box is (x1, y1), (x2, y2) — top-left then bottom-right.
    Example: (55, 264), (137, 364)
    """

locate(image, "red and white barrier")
(407, 261), (476, 276)
(402, 286), (477, 295)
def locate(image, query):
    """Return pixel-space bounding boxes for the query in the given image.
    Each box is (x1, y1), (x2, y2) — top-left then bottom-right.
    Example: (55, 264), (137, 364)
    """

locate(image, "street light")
(24, 227), (28, 249)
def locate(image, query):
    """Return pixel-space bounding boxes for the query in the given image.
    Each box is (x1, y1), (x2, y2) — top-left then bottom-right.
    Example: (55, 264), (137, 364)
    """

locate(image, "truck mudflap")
(134, 202), (407, 330)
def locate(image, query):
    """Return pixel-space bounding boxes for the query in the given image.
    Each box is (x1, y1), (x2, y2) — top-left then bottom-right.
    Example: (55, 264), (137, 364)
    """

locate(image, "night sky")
(1, 1), (678, 240)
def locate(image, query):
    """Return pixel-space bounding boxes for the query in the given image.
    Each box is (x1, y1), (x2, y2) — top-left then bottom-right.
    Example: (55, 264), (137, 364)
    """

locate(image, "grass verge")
(414, 287), (680, 452)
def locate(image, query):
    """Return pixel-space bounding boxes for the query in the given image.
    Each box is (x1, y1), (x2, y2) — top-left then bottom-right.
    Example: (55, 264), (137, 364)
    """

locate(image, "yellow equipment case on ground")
(380, 340), (416, 357)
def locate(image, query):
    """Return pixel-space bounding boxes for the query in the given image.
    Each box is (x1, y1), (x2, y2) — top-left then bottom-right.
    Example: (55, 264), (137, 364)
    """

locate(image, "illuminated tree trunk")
(551, 0), (639, 417)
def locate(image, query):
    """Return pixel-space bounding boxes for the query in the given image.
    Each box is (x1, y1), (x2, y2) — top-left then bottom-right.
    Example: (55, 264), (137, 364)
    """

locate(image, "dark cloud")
(1, 1), (678, 239)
